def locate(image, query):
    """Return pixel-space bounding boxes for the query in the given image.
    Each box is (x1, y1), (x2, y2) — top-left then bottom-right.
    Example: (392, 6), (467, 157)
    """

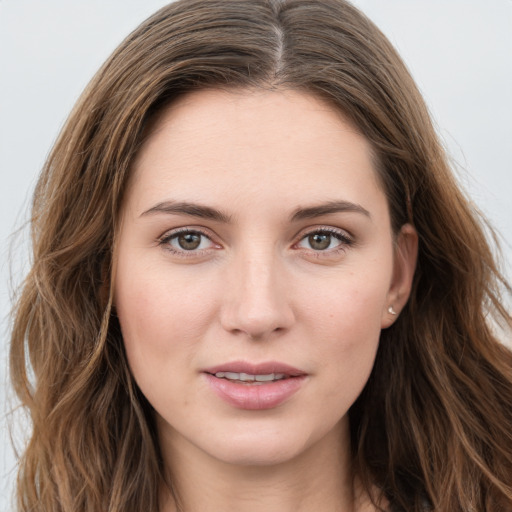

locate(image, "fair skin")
(114, 88), (417, 512)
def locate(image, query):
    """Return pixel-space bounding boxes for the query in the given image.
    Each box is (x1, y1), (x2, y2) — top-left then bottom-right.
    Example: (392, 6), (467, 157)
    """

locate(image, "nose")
(219, 249), (295, 340)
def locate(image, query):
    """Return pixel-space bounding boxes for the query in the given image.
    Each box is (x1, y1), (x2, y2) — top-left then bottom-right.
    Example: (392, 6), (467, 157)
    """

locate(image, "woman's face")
(114, 89), (416, 467)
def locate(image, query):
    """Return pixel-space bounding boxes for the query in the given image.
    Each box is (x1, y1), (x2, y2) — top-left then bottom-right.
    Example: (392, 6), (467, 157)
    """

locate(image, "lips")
(202, 361), (307, 410)
(204, 361), (306, 377)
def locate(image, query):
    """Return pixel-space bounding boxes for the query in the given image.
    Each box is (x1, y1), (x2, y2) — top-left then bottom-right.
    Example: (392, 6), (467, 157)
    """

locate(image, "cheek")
(303, 265), (389, 339)
(299, 264), (390, 388)
(114, 261), (216, 381)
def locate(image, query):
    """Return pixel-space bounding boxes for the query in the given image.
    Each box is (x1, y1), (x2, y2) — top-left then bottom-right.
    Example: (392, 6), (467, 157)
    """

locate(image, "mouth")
(202, 361), (307, 410)
(209, 371), (289, 385)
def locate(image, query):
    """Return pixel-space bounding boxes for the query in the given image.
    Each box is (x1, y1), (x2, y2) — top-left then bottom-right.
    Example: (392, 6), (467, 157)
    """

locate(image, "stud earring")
(388, 306), (398, 315)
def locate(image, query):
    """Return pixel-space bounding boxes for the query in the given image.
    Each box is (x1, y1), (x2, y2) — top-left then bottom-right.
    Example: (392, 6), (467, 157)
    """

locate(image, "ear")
(381, 223), (418, 328)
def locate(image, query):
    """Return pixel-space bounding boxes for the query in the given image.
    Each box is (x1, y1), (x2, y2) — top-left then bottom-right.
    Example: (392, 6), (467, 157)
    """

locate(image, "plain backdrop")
(1, 1), (511, 509)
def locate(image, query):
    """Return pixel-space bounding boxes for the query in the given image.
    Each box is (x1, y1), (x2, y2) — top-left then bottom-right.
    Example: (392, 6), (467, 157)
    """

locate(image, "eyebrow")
(290, 200), (371, 221)
(140, 201), (232, 223)
(140, 199), (370, 223)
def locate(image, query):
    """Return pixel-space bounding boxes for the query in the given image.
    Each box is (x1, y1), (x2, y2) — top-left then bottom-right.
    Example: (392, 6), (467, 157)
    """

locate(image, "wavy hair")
(10, 0), (512, 510)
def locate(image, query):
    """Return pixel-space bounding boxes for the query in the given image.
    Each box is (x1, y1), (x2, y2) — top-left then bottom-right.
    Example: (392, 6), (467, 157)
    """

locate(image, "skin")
(114, 88), (417, 512)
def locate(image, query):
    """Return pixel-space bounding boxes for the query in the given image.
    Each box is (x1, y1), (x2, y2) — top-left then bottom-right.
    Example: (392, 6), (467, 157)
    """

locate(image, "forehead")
(126, 88), (385, 218)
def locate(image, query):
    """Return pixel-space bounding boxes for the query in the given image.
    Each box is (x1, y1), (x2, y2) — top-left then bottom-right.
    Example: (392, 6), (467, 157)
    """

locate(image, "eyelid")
(294, 225), (353, 243)
(158, 226), (222, 256)
(292, 225), (354, 253)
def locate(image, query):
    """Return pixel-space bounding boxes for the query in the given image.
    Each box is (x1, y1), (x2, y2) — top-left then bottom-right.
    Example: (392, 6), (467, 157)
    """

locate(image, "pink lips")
(203, 361), (307, 410)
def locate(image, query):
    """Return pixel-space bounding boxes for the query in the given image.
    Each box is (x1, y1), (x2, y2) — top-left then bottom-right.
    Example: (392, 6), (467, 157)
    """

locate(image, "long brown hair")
(10, 1), (512, 510)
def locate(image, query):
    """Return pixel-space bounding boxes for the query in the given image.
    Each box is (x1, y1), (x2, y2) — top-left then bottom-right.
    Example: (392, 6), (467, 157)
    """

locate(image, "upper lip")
(203, 361), (307, 377)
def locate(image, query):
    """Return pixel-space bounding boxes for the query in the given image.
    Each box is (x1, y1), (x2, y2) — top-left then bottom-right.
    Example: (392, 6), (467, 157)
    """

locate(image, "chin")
(198, 419), (341, 468)
(210, 437), (307, 467)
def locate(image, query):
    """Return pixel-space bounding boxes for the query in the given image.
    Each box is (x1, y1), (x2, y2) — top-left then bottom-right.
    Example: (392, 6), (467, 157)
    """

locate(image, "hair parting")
(9, 1), (512, 511)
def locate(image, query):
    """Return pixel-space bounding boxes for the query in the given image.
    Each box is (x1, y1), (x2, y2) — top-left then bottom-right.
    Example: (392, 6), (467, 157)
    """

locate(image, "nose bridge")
(221, 243), (294, 339)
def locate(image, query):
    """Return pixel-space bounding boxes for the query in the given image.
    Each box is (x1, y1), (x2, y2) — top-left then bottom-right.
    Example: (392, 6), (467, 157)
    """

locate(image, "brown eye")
(177, 233), (202, 250)
(308, 233), (331, 250)
(297, 229), (352, 252)
(162, 230), (215, 253)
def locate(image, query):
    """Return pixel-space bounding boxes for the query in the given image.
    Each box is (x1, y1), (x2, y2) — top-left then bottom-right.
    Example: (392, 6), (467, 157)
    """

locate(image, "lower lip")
(204, 373), (307, 410)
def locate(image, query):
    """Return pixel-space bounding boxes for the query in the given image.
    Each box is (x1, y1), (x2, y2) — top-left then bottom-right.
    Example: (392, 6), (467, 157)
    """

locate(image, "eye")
(296, 228), (352, 252)
(159, 229), (218, 254)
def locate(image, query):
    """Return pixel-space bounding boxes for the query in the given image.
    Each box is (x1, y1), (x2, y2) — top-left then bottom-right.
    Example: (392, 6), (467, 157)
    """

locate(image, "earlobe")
(381, 223), (418, 328)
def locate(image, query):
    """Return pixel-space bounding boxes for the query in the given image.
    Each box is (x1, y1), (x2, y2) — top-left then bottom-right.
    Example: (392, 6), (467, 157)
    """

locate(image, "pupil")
(178, 233), (201, 250)
(309, 233), (331, 250)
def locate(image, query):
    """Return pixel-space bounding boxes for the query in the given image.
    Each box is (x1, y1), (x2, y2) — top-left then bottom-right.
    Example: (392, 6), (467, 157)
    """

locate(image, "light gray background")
(1, 1), (511, 509)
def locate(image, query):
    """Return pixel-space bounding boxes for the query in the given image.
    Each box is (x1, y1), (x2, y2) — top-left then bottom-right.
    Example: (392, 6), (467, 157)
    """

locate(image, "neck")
(159, 420), (365, 512)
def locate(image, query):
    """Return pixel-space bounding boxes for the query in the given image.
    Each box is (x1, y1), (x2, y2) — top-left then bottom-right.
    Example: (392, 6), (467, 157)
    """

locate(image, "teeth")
(255, 373), (274, 382)
(214, 372), (287, 382)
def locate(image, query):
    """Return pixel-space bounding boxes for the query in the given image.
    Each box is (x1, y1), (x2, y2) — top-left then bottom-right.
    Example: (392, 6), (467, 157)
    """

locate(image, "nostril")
(219, 268), (295, 338)
(223, 318), (291, 341)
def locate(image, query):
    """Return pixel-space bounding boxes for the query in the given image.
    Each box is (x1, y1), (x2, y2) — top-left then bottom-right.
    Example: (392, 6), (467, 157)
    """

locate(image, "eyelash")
(294, 227), (354, 256)
(158, 226), (354, 258)
(158, 227), (218, 258)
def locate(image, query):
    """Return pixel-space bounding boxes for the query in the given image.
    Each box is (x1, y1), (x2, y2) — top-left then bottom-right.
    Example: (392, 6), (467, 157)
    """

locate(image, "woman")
(10, 0), (512, 511)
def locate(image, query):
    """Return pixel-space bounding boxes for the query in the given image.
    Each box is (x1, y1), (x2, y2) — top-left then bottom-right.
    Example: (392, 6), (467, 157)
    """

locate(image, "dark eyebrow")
(290, 200), (371, 222)
(140, 201), (231, 223)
